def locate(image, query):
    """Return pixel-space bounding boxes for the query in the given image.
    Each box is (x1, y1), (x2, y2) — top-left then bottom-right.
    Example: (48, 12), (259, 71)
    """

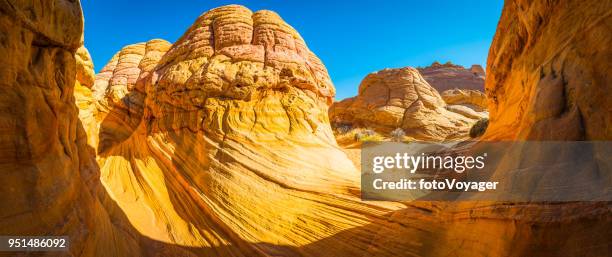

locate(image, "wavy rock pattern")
(441, 89), (487, 110)
(74, 46), (100, 149)
(94, 5), (377, 256)
(0, 1), (610, 257)
(329, 67), (482, 141)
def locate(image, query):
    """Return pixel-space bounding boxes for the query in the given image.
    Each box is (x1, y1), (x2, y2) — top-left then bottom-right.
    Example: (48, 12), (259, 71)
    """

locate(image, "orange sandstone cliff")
(483, 0), (611, 140)
(0, 1), (140, 256)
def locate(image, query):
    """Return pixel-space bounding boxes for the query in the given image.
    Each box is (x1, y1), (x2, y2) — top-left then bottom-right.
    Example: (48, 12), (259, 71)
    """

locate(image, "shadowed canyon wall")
(0, 1), (141, 256)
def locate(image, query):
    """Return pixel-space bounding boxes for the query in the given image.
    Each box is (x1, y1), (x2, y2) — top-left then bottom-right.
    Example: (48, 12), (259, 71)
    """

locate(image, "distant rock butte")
(418, 61), (485, 92)
(330, 67), (486, 141)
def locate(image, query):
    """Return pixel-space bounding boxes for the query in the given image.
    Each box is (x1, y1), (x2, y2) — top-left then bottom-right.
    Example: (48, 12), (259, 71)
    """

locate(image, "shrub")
(354, 129), (377, 141)
(390, 128), (405, 142)
(335, 123), (353, 134)
(469, 118), (489, 138)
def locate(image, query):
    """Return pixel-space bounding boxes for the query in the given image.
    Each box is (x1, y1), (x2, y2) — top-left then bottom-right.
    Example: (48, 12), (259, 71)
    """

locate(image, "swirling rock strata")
(441, 89), (487, 110)
(74, 46), (100, 149)
(94, 5), (371, 256)
(441, 89), (488, 120)
(1, 1), (609, 257)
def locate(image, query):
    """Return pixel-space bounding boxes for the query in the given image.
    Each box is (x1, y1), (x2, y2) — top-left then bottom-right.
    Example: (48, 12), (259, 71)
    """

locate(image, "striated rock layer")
(418, 61), (485, 92)
(74, 46), (100, 150)
(93, 39), (172, 152)
(93, 5), (373, 256)
(1, 1), (610, 257)
(329, 67), (485, 141)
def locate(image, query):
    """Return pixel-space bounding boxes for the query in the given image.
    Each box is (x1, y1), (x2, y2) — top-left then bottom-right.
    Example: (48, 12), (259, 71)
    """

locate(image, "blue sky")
(82, 0), (503, 100)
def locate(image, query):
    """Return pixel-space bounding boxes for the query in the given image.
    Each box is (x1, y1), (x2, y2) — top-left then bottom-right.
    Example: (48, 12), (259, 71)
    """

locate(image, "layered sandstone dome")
(418, 62), (485, 91)
(91, 5), (373, 255)
(329, 67), (486, 141)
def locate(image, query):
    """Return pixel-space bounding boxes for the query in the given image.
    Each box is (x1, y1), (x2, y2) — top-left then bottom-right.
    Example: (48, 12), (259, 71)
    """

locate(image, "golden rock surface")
(92, 5), (383, 256)
(93, 39), (172, 152)
(0, 1), (610, 257)
(75, 46), (100, 150)
(329, 67), (483, 141)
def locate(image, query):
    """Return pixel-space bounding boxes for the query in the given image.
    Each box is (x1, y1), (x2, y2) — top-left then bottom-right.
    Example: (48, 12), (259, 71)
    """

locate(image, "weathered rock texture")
(92, 5), (370, 256)
(0, 1), (139, 256)
(471, 1), (610, 256)
(329, 67), (485, 141)
(483, 0), (611, 140)
(1, 1), (610, 257)
(418, 62), (485, 91)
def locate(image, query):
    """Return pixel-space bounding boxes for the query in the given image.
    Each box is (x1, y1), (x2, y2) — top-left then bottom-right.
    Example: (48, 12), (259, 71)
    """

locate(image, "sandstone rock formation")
(418, 61), (485, 91)
(329, 67), (484, 141)
(483, 0), (611, 140)
(0, 1), (139, 256)
(92, 5), (372, 256)
(1, 1), (610, 257)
